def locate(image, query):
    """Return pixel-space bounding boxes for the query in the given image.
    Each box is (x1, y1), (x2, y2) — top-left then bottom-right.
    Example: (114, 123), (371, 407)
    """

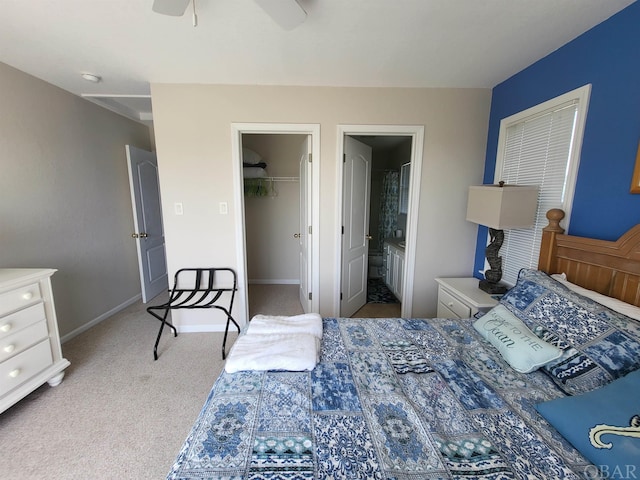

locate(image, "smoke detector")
(81, 73), (102, 83)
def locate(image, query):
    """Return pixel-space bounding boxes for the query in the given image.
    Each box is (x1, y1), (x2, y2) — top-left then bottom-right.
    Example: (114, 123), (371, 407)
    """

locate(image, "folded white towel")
(224, 333), (320, 373)
(247, 313), (323, 339)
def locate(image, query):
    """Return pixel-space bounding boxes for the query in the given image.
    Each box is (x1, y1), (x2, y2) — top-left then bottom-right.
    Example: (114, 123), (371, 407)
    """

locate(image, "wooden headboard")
(538, 208), (640, 307)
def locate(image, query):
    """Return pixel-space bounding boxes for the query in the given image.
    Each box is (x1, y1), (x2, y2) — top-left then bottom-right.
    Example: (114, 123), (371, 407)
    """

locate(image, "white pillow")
(473, 304), (562, 373)
(242, 147), (262, 165)
(551, 273), (640, 322)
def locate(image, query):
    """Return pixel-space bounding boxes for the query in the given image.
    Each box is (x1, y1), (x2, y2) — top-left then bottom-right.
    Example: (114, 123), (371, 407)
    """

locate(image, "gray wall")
(0, 62), (152, 338)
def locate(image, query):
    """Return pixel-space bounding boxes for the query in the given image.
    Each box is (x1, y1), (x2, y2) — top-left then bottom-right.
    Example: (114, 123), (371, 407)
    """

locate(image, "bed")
(167, 209), (640, 479)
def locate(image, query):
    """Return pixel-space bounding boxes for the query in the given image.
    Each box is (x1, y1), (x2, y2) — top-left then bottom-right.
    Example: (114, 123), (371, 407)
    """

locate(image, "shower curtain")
(377, 170), (399, 252)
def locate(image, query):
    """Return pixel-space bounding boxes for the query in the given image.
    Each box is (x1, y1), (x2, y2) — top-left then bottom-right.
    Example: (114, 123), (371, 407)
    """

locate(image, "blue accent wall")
(473, 2), (640, 277)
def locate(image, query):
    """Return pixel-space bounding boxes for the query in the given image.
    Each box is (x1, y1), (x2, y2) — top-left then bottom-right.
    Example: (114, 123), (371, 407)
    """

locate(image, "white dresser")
(0, 269), (70, 414)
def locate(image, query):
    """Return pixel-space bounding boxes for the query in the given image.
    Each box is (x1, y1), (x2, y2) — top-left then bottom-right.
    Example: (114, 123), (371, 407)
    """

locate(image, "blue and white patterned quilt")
(167, 316), (595, 479)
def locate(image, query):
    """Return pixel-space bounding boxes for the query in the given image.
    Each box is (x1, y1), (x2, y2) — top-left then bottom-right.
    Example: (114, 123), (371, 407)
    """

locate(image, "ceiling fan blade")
(253, 0), (307, 30)
(152, 0), (191, 16)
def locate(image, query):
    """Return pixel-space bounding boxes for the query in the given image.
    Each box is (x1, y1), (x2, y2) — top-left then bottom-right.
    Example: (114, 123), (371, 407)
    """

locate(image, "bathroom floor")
(366, 277), (400, 304)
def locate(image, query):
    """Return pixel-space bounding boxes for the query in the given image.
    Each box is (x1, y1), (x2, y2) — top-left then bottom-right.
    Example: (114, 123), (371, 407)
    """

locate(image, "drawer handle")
(9, 368), (20, 378)
(3, 344), (15, 353)
(0, 323), (11, 333)
(22, 291), (33, 301)
(448, 302), (454, 307)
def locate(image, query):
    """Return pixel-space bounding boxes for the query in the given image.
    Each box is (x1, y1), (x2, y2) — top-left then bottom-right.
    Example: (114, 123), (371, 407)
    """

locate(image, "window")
(493, 85), (591, 285)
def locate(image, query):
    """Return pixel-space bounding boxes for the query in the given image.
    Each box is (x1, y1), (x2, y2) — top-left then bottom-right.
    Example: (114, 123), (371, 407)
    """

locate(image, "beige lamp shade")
(466, 184), (539, 229)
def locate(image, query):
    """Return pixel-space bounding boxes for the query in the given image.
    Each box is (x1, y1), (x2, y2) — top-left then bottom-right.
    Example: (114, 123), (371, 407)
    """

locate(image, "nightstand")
(435, 277), (499, 319)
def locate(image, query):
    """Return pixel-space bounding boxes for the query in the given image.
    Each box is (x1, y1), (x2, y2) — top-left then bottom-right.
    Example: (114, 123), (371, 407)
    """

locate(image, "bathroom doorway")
(336, 125), (424, 318)
(345, 135), (410, 317)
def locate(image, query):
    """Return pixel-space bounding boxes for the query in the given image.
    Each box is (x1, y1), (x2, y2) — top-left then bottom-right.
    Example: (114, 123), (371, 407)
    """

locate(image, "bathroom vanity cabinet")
(383, 240), (405, 300)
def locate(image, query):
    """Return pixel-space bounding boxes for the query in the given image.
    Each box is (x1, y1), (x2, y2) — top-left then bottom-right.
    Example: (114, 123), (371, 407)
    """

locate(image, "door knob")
(131, 233), (139, 238)
(132, 233), (148, 239)
(366, 235), (373, 240)
(293, 233), (301, 238)
(139, 233), (148, 238)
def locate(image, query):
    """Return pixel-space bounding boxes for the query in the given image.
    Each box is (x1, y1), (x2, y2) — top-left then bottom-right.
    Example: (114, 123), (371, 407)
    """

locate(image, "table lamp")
(466, 181), (539, 294)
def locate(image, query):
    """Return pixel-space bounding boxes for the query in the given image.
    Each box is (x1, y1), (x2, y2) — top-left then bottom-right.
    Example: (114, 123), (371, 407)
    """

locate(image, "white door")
(341, 137), (372, 317)
(126, 145), (168, 303)
(298, 136), (312, 312)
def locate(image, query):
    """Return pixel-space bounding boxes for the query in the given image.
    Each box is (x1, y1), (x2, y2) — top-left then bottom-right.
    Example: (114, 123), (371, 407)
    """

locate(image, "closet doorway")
(337, 125), (424, 318)
(231, 124), (320, 324)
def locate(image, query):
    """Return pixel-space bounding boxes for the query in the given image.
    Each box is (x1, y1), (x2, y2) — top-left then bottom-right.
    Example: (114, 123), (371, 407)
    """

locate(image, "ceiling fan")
(152, 0), (307, 30)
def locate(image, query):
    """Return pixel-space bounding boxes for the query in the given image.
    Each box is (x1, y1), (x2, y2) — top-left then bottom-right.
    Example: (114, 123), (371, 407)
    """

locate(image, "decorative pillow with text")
(473, 304), (562, 373)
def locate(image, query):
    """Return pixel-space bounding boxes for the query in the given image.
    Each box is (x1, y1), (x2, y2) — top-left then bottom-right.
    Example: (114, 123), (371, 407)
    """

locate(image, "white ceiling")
(0, 0), (634, 124)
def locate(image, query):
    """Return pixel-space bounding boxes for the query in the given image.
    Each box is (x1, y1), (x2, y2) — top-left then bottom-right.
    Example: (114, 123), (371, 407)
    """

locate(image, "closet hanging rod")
(263, 176), (299, 182)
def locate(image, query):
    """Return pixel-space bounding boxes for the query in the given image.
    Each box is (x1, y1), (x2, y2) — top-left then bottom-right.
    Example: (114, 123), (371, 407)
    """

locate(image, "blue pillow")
(500, 269), (640, 395)
(536, 369), (640, 477)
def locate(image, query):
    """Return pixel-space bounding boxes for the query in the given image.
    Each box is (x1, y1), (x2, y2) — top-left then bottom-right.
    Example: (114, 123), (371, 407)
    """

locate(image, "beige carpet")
(0, 294), (234, 480)
(248, 284), (305, 317)
(0, 284), (400, 479)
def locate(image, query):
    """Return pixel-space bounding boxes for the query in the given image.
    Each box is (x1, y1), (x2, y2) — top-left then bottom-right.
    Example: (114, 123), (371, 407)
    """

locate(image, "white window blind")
(494, 85), (590, 285)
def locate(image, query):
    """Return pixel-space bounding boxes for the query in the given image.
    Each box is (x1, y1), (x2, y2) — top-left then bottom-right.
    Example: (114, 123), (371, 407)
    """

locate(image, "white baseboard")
(60, 293), (142, 344)
(248, 279), (300, 285)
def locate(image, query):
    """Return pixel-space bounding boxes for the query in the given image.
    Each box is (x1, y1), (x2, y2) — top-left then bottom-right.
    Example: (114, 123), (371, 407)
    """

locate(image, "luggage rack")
(146, 268), (239, 360)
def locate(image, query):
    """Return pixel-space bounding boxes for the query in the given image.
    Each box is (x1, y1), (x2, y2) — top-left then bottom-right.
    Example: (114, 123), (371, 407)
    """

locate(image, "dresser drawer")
(0, 282), (42, 317)
(0, 340), (53, 394)
(439, 288), (471, 319)
(437, 301), (460, 319)
(0, 320), (49, 363)
(0, 302), (46, 340)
